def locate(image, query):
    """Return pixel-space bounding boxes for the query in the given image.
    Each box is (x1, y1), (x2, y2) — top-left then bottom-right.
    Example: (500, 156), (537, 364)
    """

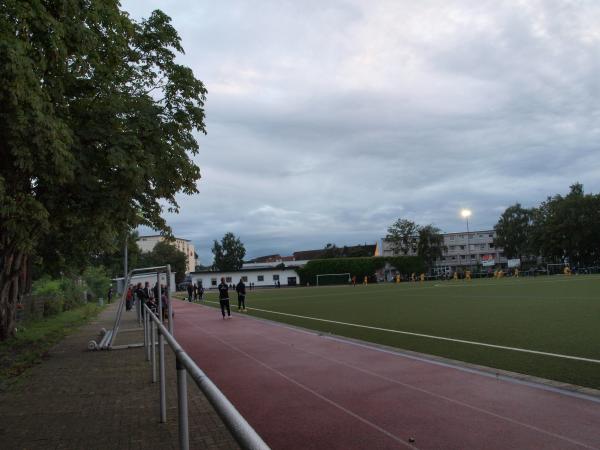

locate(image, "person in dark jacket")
(135, 282), (148, 317)
(187, 283), (193, 302)
(236, 278), (246, 311)
(218, 277), (231, 319)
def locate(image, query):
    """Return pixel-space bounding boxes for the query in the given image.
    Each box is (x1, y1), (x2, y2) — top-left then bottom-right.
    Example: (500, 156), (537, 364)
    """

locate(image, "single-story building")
(190, 267), (300, 289)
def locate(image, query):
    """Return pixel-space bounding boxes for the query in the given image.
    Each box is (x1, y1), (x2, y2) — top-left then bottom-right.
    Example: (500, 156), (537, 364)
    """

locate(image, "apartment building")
(137, 235), (197, 274)
(381, 230), (507, 273)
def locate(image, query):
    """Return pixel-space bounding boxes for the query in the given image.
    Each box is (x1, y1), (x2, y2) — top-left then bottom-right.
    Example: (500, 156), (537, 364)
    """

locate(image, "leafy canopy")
(0, 0), (206, 339)
(212, 233), (246, 271)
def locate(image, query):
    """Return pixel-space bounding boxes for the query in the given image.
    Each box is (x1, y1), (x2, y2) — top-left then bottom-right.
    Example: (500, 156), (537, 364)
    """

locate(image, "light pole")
(461, 209), (472, 273)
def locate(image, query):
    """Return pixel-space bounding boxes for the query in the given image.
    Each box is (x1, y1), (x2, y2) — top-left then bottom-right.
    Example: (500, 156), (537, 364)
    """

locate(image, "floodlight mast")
(461, 209), (472, 272)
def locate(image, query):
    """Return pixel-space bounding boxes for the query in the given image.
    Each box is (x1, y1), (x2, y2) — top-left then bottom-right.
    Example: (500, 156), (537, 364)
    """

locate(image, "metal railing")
(143, 304), (270, 450)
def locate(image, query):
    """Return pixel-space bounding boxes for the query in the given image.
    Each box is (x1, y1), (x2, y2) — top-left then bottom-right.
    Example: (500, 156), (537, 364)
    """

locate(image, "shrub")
(296, 256), (425, 285)
(82, 266), (111, 301)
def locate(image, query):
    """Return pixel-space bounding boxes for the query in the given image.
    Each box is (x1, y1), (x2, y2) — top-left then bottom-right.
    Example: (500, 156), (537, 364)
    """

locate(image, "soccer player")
(236, 278), (247, 311)
(218, 277), (231, 319)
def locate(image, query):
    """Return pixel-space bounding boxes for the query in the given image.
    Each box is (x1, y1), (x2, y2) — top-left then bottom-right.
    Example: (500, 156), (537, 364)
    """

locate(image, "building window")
(460, 245), (465, 250)
(225, 276), (232, 283)
(461, 255), (466, 259)
(452, 256), (456, 260)
(257, 275), (264, 282)
(489, 234), (493, 238)
(449, 236), (455, 241)
(211, 278), (217, 286)
(273, 275), (280, 281)
(242, 276), (248, 282)
(449, 245), (455, 250)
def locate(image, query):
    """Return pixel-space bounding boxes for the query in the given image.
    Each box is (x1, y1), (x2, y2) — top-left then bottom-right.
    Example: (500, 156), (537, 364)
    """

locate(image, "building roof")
(246, 254), (282, 263)
(191, 265), (294, 275)
(293, 244), (377, 260)
(138, 234), (191, 242)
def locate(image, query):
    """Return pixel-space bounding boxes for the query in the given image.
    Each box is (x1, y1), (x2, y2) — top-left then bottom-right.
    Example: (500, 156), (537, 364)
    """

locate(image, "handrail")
(144, 304), (270, 450)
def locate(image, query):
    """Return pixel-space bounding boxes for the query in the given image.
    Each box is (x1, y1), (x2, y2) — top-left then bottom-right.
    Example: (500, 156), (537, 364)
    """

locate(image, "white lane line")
(190, 324), (419, 450)
(203, 301), (600, 364)
(258, 331), (598, 449)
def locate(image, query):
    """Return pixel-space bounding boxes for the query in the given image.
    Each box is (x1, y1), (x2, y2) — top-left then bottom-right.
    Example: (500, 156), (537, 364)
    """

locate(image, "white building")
(381, 229), (507, 273)
(190, 267), (300, 289)
(137, 235), (197, 274)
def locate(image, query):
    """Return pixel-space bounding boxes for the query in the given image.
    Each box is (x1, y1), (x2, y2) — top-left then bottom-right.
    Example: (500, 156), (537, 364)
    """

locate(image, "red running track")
(173, 301), (600, 450)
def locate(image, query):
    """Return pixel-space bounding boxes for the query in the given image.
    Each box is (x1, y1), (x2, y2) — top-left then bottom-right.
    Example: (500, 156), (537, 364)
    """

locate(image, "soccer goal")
(546, 263), (568, 275)
(316, 273), (351, 286)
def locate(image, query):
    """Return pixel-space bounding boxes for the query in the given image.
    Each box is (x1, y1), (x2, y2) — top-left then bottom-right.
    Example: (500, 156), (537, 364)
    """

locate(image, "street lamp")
(461, 209), (472, 272)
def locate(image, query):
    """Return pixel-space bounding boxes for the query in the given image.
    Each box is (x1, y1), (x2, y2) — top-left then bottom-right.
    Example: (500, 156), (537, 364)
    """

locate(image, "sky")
(123, 0), (600, 265)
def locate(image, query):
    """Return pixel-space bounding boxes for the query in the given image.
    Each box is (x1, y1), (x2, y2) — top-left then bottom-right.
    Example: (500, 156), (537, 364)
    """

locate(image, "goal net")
(316, 273), (351, 286)
(546, 263), (568, 275)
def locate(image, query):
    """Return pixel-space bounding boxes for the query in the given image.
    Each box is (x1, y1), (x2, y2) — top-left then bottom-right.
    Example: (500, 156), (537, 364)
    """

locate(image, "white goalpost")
(316, 273), (351, 286)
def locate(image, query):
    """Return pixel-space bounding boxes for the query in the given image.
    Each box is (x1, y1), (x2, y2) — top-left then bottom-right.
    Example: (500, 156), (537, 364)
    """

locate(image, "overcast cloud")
(123, 0), (600, 264)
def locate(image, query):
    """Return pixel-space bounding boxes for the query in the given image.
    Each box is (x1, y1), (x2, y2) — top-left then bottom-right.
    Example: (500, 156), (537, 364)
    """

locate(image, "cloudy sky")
(123, 0), (600, 264)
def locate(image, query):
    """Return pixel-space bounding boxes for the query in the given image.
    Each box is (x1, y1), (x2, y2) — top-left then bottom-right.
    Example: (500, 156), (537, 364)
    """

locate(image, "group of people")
(217, 277), (247, 319)
(125, 281), (171, 321)
(186, 283), (205, 302)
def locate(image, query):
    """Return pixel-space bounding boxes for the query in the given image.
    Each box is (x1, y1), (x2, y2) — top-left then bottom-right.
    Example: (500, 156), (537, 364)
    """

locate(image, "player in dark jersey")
(218, 277), (231, 319)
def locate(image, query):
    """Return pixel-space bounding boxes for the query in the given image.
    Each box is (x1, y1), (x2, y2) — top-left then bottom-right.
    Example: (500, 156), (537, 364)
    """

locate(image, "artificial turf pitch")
(195, 275), (600, 390)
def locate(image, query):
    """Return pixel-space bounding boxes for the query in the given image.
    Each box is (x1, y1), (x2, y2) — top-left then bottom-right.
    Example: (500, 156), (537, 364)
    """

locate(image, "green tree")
(417, 225), (446, 271)
(138, 241), (187, 283)
(0, 2), (206, 340)
(386, 219), (420, 255)
(493, 203), (534, 260)
(212, 233), (246, 271)
(531, 184), (600, 266)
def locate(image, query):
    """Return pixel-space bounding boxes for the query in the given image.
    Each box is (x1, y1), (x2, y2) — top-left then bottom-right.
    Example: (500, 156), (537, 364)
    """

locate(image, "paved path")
(0, 302), (238, 450)
(174, 300), (600, 450)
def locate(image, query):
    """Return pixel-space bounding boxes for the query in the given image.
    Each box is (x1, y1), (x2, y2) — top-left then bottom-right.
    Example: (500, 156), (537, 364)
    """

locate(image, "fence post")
(144, 312), (150, 361)
(176, 358), (190, 450)
(151, 320), (157, 383)
(159, 331), (166, 423)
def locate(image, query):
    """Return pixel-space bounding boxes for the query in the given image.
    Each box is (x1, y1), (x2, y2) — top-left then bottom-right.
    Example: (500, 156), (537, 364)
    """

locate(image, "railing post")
(151, 320), (157, 383)
(144, 311), (150, 361)
(176, 358), (190, 450)
(159, 331), (166, 423)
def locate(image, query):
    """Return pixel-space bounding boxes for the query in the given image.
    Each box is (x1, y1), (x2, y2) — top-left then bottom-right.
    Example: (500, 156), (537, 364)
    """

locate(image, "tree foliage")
(417, 225), (446, 270)
(493, 203), (533, 260)
(0, 1), (206, 339)
(386, 219), (419, 255)
(212, 233), (246, 271)
(138, 241), (187, 283)
(494, 184), (600, 266)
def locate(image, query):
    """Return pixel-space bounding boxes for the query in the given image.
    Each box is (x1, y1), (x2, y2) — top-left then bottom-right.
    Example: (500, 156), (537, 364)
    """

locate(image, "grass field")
(195, 275), (600, 390)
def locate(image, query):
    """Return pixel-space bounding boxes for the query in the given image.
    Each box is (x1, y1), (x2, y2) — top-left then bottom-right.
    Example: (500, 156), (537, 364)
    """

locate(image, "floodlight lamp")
(461, 209), (472, 218)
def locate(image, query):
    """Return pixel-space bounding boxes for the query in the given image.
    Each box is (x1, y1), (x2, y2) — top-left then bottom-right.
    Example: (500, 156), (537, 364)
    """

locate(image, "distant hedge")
(296, 256), (425, 285)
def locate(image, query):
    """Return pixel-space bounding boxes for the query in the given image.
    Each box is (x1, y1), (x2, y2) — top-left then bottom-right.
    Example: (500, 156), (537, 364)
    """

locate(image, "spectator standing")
(107, 287), (113, 304)
(126, 285), (133, 311)
(187, 283), (193, 302)
(236, 278), (246, 311)
(135, 282), (148, 317)
(218, 277), (231, 319)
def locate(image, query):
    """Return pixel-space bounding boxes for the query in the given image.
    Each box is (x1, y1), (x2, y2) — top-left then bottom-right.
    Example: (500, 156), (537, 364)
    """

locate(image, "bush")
(296, 256), (425, 285)
(82, 266), (111, 300)
(30, 268), (111, 317)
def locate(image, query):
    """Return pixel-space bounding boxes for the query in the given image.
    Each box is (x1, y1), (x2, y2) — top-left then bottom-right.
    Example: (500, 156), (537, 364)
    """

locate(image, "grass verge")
(0, 303), (103, 391)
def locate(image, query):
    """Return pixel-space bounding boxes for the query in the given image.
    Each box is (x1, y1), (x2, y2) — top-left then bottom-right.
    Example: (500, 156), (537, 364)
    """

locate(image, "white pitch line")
(204, 301), (600, 364)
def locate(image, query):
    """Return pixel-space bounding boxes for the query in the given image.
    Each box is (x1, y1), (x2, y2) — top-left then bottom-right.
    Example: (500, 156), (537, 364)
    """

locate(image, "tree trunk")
(0, 250), (26, 341)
